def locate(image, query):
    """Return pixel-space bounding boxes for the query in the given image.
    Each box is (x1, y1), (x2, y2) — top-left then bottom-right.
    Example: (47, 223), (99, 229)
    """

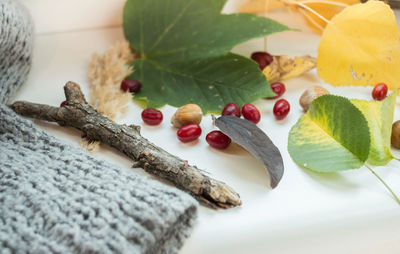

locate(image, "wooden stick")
(10, 81), (242, 209)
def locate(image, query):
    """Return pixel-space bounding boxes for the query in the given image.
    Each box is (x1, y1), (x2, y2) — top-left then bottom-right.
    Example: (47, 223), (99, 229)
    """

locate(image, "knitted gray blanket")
(0, 1), (198, 253)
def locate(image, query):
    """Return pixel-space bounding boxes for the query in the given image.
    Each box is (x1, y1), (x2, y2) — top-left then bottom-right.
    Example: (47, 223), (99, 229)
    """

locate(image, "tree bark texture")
(9, 82), (242, 209)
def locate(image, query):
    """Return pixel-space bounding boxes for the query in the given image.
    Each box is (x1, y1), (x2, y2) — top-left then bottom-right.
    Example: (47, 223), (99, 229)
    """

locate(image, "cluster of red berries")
(140, 104), (236, 150)
(251, 51), (290, 120)
(118, 78), (231, 149)
(223, 102), (259, 123)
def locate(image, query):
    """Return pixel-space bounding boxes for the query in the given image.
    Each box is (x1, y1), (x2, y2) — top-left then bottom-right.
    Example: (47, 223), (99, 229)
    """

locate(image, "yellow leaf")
(263, 55), (316, 83)
(240, 0), (285, 13)
(317, 1), (400, 90)
(240, 0), (360, 33)
(299, 0), (360, 33)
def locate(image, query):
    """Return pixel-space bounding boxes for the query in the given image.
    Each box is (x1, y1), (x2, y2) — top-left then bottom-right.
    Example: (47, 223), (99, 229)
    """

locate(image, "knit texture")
(0, 0), (33, 104)
(0, 1), (198, 253)
(0, 105), (198, 254)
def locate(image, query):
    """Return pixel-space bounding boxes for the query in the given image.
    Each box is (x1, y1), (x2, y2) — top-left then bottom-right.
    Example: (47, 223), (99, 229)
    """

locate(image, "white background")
(17, 0), (400, 253)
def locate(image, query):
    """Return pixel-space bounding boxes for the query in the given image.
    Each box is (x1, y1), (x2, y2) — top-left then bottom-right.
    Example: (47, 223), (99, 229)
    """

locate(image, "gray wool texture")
(0, 1), (198, 253)
(0, 0), (33, 104)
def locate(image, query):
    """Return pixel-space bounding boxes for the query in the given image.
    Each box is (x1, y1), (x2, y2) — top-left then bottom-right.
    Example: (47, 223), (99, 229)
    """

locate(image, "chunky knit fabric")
(0, 1), (198, 253)
(0, 0), (33, 104)
(0, 105), (198, 254)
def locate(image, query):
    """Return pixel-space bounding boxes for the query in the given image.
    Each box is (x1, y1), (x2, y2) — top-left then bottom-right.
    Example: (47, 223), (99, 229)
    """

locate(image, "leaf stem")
(292, 1), (331, 24)
(364, 164), (400, 205)
(298, 0), (350, 8)
(297, 8), (325, 32)
(393, 157), (400, 162)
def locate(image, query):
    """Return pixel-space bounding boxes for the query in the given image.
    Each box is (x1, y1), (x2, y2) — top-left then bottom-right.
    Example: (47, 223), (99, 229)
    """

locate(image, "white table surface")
(17, 1), (400, 253)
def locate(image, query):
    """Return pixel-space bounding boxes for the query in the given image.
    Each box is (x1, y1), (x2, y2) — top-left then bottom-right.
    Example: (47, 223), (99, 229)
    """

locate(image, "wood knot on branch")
(180, 161), (189, 170)
(64, 81), (87, 104)
(128, 124), (141, 133)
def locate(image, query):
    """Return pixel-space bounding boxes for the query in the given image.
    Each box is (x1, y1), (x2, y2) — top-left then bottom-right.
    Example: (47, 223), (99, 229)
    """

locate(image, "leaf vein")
(148, 0), (196, 51)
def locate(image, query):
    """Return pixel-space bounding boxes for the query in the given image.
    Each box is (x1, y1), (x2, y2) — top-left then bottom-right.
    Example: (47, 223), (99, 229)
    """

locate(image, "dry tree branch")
(10, 81), (242, 209)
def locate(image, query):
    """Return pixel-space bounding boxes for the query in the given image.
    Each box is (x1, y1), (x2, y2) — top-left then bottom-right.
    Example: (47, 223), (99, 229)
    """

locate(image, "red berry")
(60, 101), (66, 107)
(141, 108), (163, 125)
(273, 99), (290, 120)
(242, 103), (261, 124)
(251, 51), (273, 70)
(222, 102), (241, 117)
(268, 82), (286, 99)
(206, 131), (231, 149)
(177, 124), (202, 143)
(372, 83), (388, 101)
(121, 79), (142, 93)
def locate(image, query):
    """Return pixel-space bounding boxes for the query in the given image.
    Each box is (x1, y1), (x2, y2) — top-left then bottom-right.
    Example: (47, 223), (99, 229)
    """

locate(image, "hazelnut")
(299, 85), (330, 111)
(391, 120), (400, 149)
(171, 104), (202, 128)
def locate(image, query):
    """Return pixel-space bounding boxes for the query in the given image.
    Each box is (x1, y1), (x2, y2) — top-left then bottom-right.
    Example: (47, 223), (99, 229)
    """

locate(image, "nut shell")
(299, 86), (330, 111)
(391, 120), (400, 149)
(171, 104), (202, 128)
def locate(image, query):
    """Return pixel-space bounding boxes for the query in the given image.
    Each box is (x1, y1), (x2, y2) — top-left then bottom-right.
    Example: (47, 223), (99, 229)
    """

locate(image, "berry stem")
(364, 164), (400, 205)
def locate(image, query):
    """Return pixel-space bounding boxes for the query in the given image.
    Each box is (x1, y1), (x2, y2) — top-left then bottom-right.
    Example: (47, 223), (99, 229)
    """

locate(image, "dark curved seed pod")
(215, 115), (284, 188)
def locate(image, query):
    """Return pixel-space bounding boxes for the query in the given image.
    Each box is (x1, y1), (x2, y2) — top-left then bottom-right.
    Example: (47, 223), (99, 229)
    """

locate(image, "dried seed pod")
(391, 120), (400, 149)
(299, 85), (330, 111)
(171, 104), (202, 128)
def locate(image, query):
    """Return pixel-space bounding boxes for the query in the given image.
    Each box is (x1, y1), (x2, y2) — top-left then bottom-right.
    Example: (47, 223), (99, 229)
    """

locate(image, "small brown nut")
(299, 85), (330, 112)
(391, 120), (400, 149)
(171, 104), (202, 128)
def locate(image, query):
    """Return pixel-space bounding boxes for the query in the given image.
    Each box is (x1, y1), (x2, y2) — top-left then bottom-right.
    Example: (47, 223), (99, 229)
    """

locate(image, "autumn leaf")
(288, 95), (370, 172)
(351, 92), (397, 166)
(240, 0), (285, 13)
(288, 94), (400, 204)
(240, 0), (359, 33)
(317, 1), (400, 90)
(215, 115), (284, 188)
(295, 0), (359, 33)
(262, 55), (316, 83)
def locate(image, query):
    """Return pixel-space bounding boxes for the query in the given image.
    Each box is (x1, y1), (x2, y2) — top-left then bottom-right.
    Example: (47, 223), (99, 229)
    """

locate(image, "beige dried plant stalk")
(84, 41), (136, 151)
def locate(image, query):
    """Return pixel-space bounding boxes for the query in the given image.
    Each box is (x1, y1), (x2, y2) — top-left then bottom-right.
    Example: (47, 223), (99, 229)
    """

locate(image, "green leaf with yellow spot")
(351, 92), (396, 166)
(288, 95), (371, 172)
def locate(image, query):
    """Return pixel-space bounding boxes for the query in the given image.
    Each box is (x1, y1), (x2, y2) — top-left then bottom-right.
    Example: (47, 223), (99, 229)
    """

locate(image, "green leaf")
(130, 53), (271, 111)
(288, 95), (371, 172)
(123, 0), (290, 113)
(351, 92), (396, 165)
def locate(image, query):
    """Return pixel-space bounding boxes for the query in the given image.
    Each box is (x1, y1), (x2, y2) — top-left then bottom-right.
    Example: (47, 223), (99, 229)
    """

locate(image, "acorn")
(299, 85), (330, 112)
(171, 104), (202, 128)
(391, 120), (400, 149)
